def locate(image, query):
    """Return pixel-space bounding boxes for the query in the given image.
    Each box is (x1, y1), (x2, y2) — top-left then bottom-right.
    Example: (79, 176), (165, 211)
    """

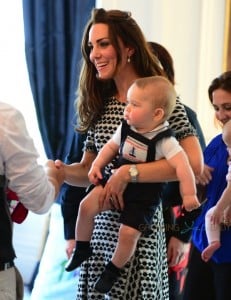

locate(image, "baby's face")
(124, 85), (156, 131)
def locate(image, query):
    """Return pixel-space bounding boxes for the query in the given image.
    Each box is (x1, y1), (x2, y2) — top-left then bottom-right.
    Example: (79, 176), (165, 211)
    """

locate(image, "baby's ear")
(153, 107), (164, 120)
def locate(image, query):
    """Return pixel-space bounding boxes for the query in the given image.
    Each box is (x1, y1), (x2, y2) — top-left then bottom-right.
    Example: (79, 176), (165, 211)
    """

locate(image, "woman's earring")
(127, 56), (131, 63)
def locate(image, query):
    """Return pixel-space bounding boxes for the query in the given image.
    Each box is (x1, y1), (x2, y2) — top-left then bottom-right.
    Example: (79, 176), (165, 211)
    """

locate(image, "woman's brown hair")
(208, 71), (231, 103)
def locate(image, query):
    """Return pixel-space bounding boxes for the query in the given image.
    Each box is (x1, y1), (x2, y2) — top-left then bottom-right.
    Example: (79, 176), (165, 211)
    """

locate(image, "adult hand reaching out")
(45, 160), (65, 197)
(167, 236), (190, 267)
(65, 239), (76, 259)
(196, 164), (214, 185)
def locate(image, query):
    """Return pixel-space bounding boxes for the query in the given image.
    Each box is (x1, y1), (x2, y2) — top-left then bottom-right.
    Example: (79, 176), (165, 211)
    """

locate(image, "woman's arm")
(110, 136), (202, 185)
(180, 135), (203, 176)
(100, 135), (203, 208)
(56, 150), (97, 187)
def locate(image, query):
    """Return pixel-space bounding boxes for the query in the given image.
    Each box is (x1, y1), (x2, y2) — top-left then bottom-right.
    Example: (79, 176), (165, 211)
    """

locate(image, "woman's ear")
(128, 47), (135, 57)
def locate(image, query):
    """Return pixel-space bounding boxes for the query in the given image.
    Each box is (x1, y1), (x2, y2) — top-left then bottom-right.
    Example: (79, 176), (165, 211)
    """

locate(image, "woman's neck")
(114, 69), (139, 103)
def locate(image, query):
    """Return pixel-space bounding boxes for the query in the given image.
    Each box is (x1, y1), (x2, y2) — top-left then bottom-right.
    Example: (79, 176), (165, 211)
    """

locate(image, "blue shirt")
(192, 134), (231, 263)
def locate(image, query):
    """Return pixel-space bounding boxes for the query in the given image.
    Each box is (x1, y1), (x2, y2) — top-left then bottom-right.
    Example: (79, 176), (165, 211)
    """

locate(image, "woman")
(183, 71), (231, 300)
(56, 8), (203, 299)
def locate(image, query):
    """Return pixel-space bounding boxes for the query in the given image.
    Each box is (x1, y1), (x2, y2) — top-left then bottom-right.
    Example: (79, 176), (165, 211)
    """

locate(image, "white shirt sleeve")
(111, 123), (122, 146)
(0, 103), (55, 214)
(155, 136), (183, 160)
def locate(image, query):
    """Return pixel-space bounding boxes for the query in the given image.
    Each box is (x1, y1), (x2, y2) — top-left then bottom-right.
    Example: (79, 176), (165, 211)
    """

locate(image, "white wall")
(0, 1), (46, 163)
(96, 0), (227, 143)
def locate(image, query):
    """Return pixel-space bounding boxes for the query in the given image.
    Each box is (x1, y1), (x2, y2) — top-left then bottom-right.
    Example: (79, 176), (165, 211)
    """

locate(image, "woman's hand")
(196, 164), (214, 185)
(167, 236), (190, 267)
(54, 159), (65, 170)
(45, 160), (65, 197)
(223, 205), (231, 226)
(54, 151), (96, 187)
(98, 165), (130, 211)
(210, 206), (224, 225)
(65, 239), (76, 259)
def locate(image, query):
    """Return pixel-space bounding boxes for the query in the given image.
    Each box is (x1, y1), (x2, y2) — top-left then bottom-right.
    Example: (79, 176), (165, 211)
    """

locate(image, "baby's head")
(223, 119), (231, 148)
(131, 76), (176, 122)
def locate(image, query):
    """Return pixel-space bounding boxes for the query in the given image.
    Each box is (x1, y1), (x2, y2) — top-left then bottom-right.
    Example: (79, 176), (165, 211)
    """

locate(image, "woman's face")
(88, 23), (129, 79)
(212, 88), (231, 125)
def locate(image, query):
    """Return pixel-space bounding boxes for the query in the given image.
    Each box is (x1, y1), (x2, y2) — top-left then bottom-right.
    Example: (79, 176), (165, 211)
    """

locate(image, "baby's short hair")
(133, 76), (177, 120)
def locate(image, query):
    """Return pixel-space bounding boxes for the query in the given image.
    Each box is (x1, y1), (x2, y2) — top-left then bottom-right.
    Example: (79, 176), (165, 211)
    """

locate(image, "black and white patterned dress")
(76, 97), (196, 300)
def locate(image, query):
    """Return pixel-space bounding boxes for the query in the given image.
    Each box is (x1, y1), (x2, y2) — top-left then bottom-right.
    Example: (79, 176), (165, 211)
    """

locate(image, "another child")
(65, 76), (200, 293)
(201, 119), (231, 262)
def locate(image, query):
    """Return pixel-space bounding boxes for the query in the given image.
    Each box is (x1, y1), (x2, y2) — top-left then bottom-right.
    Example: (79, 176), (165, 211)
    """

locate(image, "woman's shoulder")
(203, 133), (226, 162)
(206, 133), (223, 148)
(168, 96), (196, 140)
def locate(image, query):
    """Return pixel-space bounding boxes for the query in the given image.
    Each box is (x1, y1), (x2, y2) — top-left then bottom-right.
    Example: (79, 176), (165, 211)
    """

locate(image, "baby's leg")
(94, 224), (141, 293)
(65, 185), (105, 271)
(112, 224), (141, 268)
(201, 207), (221, 262)
(76, 185), (104, 240)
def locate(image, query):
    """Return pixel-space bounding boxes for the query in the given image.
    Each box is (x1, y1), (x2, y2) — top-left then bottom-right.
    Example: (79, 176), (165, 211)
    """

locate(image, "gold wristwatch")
(129, 164), (139, 183)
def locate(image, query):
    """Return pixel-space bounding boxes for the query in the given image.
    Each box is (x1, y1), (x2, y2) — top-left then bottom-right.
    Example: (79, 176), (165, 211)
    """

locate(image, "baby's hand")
(183, 195), (201, 212)
(88, 165), (103, 185)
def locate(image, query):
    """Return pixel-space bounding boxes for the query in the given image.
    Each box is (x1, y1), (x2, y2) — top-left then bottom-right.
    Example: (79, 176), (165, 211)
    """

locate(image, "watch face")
(131, 168), (138, 176)
(129, 165), (138, 182)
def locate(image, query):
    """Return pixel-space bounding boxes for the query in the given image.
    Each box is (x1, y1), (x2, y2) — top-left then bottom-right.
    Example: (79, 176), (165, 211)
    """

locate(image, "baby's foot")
(201, 241), (221, 262)
(65, 247), (92, 271)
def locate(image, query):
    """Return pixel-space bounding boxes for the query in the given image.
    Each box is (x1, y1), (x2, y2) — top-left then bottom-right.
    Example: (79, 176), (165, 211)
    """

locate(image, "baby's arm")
(210, 181), (231, 224)
(88, 139), (119, 185)
(167, 150), (200, 211)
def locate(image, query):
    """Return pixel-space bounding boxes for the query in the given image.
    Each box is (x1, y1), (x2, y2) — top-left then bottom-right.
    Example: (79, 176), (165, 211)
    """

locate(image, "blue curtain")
(22, 0), (95, 160)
